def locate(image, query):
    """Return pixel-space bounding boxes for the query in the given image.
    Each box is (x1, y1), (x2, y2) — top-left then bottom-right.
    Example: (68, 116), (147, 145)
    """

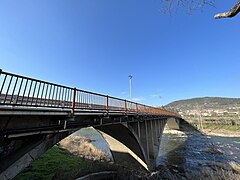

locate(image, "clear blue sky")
(0, 1), (239, 106)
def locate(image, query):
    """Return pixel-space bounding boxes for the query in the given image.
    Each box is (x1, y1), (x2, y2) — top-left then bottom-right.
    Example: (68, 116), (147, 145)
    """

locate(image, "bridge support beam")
(0, 132), (72, 180)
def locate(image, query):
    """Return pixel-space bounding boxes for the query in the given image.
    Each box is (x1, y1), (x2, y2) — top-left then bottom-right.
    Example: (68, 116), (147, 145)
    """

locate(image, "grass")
(190, 123), (240, 132)
(14, 145), (240, 180)
(15, 145), (114, 180)
(230, 162), (240, 173)
(58, 135), (111, 162)
(15, 135), (148, 180)
(199, 166), (240, 180)
(202, 124), (240, 131)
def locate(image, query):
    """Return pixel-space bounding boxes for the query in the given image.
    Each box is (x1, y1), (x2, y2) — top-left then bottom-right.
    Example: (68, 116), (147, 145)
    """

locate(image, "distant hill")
(165, 97), (240, 126)
(165, 97), (240, 112)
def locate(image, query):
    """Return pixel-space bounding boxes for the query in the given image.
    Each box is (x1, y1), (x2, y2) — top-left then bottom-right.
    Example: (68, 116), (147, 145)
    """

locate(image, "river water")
(157, 130), (240, 178)
(74, 127), (240, 178)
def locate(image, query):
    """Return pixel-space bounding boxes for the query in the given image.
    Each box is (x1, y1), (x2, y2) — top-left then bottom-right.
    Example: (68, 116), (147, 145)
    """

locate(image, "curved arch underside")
(96, 123), (148, 171)
(95, 118), (174, 171)
(0, 117), (180, 179)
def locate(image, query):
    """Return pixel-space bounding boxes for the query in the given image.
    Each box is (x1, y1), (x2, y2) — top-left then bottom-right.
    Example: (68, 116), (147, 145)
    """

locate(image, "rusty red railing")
(0, 69), (180, 117)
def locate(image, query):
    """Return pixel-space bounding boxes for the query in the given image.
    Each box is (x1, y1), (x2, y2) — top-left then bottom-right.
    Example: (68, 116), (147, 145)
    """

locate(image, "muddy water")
(157, 131), (240, 177)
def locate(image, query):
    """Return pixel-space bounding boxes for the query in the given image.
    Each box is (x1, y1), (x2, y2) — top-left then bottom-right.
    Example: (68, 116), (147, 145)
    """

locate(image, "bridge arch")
(95, 123), (149, 171)
(0, 117), (181, 179)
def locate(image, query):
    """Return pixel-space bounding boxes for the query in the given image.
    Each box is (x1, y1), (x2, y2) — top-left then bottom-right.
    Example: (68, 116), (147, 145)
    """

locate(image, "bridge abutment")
(0, 132), (72, 180)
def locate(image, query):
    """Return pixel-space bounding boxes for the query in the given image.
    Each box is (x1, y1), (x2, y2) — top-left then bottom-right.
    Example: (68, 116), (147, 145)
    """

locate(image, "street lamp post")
(159, 96), (162, 107)
(128, 75), (133, 102)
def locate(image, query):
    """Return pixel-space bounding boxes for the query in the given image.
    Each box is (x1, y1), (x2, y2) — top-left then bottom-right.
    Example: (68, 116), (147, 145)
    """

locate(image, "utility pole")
(197, 105), (203, 130)
(128, 75), (133, 102)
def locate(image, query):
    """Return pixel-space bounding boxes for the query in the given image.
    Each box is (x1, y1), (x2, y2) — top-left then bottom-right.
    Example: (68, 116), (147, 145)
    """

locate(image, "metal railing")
(0, 69), (180, 117)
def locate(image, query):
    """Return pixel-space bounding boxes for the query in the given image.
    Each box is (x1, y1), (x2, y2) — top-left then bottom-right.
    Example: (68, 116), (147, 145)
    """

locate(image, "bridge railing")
(0, 69), (180, 117)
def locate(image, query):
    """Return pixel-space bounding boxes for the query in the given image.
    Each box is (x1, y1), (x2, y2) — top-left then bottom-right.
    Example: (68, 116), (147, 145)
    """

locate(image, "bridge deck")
(0, 69), (180, 118)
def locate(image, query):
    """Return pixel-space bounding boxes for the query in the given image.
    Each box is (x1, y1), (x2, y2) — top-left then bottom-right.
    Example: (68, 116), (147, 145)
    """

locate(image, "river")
(157, 130), (240, 178)
(74, 126), (240, 178)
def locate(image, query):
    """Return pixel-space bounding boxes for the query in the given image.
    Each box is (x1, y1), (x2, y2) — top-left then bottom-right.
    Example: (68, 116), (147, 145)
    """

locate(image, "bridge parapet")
(0, 69), (180, 118)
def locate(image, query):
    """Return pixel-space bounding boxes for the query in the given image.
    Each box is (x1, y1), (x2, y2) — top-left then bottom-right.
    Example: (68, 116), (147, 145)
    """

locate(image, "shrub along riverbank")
(190, 123), (240, 137)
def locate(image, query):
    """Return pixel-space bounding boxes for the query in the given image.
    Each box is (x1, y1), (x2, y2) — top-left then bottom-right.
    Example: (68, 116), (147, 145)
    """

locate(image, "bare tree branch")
(214, 0), (240, 19)
(160, 0), (215, 15)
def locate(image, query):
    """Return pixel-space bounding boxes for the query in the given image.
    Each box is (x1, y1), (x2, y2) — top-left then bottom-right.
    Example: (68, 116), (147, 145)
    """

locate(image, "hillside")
(165, 97), (240, 125)
(166, 97), (240, 111)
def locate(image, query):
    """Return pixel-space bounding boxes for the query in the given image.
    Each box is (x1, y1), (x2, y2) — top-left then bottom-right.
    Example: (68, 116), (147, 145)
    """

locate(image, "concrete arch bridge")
(0, 70), (182, 179)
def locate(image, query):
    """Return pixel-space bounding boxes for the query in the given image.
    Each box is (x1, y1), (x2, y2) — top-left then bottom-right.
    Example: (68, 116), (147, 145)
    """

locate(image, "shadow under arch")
(0, 129), (79, 179)
(95, 123), (149, 171)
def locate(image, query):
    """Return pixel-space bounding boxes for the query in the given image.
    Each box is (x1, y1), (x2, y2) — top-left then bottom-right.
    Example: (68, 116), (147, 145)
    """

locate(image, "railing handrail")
(0, 69), (181, 118)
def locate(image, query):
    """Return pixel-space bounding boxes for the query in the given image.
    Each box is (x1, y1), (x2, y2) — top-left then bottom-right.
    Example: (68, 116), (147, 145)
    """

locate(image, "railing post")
(71, 88), (77, 116)
(124, 99), (127, 113)
(106, 95), (109, 113)
(136, 103), (138, 113)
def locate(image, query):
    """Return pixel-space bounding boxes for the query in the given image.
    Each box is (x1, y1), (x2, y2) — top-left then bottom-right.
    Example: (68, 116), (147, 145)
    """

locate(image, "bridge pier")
(166, 117), (180, 130)
(138, 120), (150, 164)
(94, 117), (179, 171)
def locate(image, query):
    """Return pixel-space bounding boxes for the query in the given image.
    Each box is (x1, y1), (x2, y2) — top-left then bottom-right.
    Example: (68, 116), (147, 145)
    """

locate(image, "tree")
(161, 0), (240, 19)
(214, 0), (240, 19)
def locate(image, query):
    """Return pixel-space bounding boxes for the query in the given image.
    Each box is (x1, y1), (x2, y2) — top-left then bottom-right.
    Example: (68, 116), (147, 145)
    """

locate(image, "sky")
(0, 0), (240, 106)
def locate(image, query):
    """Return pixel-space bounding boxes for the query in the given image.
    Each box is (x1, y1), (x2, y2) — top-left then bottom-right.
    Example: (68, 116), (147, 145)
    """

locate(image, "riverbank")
(160, 129), (240, 180)
(188, 123), (240, 137)
(16, 147), (240, 180)
(15, 146), (116, 180)
(201, 128), (240, 137)
(16, 127), (240, 179)
(15, 145), (152, 180)
(15, 135), (149, 180)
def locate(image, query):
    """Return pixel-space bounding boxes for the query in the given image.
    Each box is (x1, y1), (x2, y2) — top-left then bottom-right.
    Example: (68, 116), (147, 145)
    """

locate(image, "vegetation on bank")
(166, 97), (240, 110)
(15, 127), (240, 179)
(190, 123), (240, 132)
(165, 97), (240, 134)
(15, 146), (115, 180)
(196, 162), (240, 180)
(16, 144), (240, 180)
(15, 137), (240, 180)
